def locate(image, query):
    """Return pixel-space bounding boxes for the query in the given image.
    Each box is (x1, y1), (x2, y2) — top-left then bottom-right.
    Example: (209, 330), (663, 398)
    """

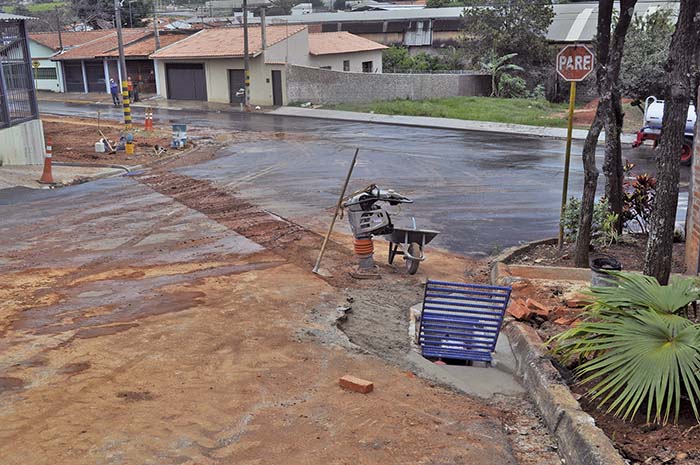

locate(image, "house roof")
(30, 30), (114, 51)
(194, 1), (679, 43)
(149, 25), (306, 59)
(52, 29), (151, 60)
(0, 12), (34, 21)
(98, 33), (191, 58)
(308, 32), (386, 56)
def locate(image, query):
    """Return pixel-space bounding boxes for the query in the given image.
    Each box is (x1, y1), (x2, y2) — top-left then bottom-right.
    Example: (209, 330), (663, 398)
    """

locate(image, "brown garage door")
(166, 63), (206, 100)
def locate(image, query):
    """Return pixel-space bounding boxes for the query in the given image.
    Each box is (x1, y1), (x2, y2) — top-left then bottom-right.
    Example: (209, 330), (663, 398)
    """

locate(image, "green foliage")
(621, 162), (656, 234)
(561, 197), (617, 246)
(460, 0), (554, 69)
(497, 73), (527, 98)
(552, 272), (700, 424)
(329, 96), (571, 128)
(382, 46), (466, 73)
(480, 52), (524, 97)
(620, 9), (675, 99)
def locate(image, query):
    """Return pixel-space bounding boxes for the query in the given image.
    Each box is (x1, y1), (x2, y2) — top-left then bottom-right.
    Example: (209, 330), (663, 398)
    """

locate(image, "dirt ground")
(507, 234), (686, 274)
(0, 122), (562, 464)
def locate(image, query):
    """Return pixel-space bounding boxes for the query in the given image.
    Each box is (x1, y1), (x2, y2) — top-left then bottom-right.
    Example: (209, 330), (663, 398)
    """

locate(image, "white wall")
(28, 40), (63, 92)
(309, 50), (384, 73)
(0, 119), (45, 165)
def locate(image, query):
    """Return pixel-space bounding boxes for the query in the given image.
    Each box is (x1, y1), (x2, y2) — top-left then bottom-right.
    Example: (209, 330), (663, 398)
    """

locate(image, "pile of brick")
(506, 293), (591, 326)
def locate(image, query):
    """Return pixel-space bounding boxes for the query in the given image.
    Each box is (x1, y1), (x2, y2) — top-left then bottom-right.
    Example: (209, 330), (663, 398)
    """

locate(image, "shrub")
(561, 197), (617, 246)
(552, 272), (700, 424)
(621, 162), (657, 234)
(496, 73), (528, 99)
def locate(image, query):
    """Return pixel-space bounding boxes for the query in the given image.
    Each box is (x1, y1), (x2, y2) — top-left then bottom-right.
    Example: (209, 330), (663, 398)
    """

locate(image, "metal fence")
(0, 19), (38, 128)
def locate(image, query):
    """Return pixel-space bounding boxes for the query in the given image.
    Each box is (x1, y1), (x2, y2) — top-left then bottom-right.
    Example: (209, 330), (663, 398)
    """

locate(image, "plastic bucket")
(590, 257), (622, 287)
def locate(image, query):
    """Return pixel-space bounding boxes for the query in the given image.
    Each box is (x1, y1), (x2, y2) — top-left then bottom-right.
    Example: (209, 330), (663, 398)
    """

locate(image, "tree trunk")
(574, 0), (637, 265)
(644, 0), (700, 284)
(574, 105), (604, 267)
(602, 0), (637, 233)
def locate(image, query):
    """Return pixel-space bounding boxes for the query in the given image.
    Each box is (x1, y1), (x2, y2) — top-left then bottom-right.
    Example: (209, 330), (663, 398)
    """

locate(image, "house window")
(362, 61), (373, 73)
(34, 67), (58, 80)
(320, 66), (332, 70)
(343, 60), (350, 71)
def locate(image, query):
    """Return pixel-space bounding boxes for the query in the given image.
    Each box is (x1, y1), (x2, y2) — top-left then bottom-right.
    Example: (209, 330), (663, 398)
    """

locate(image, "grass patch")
(329, 97), (574, 128)
(10, 2), (66, 13)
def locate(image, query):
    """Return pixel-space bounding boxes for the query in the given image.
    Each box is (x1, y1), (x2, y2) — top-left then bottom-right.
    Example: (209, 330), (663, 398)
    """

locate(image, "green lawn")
(329, 97), (574, 128)
(6, 1), (66, 13)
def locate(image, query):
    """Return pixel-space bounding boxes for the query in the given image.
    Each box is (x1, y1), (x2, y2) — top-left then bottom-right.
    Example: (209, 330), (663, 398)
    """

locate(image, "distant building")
(149, 26), (386, 105)
(0, 13), (44, 165)
(291, 3), (313, 16)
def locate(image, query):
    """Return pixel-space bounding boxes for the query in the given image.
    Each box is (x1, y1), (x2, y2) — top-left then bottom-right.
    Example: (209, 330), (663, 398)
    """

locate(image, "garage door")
(63, 62), (84, 92)
(166, 63), (206, 101)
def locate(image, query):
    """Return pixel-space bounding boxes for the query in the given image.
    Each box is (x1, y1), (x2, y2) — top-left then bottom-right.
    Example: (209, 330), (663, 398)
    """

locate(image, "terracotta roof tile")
(30, 30), (114, 51)
(52, 29), (151, 60)
(98, 33), (191, 58)
(150, 25), (306, 59)
(308, 31), (387, 56)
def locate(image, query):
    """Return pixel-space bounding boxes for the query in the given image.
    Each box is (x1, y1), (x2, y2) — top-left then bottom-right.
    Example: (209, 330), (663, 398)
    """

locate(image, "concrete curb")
(504, 323), (626, 465)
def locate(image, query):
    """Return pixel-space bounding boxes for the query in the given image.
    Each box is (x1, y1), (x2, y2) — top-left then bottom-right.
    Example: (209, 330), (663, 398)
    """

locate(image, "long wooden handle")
(313, 148), (359, 274)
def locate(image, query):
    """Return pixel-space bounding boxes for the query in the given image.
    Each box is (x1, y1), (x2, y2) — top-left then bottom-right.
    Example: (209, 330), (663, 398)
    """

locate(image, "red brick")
(554, 317), (574, 326)
(339, 375), (374, 394)
(507, 299), (532, 320)
(525, 298), (551, 317)
(565, 294), (592, 308)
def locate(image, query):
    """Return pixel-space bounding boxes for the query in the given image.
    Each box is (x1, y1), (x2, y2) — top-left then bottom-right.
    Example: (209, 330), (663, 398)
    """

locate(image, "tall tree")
(644, 0), (700, 284)
(460, 0), (554, 68)
(601, 0), (637, 234)
(574, 0), (637, 266)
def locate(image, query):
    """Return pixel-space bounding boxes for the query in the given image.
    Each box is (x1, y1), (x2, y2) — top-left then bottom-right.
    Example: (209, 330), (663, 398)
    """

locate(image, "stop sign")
(556, 44), (595, 82)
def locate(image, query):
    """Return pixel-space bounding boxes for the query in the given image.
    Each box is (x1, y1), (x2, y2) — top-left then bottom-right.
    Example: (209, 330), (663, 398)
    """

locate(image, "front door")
(271, 70), (283, 106)
(228, 69), (245, 104)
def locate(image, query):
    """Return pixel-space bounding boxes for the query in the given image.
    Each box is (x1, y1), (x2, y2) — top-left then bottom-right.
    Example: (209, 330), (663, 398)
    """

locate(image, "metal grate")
(0, 19), (38, 128)
(418, 280), (511, 364)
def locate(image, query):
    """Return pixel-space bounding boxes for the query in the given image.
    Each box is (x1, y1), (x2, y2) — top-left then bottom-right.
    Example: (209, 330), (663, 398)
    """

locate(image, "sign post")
(556, 44), (595, 250)
(32, 60), (40, 90)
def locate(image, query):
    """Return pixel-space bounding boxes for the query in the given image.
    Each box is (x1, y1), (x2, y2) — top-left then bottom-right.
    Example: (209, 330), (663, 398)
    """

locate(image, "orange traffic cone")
(38, 139), (54, 184)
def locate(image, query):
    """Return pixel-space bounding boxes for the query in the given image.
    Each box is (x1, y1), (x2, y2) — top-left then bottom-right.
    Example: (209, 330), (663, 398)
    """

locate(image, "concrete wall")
(264, 28), (311, 66)
(309, 50), (383, 73)
(0, 119), (45, 166)
(286, 65), (491, 104)
(28, 41), (63, 92)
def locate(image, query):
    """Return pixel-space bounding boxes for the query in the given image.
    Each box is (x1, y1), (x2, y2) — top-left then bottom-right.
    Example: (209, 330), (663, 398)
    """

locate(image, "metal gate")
(166, 63), (206, 100)
(228, 69), (245, 104)
(85, 61), (105, 93)
(63, 62), (84, 92)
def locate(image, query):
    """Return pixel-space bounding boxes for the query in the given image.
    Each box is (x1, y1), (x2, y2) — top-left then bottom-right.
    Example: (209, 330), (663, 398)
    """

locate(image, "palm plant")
(553, 272), (700, 424)
(480, 52), (524, 97)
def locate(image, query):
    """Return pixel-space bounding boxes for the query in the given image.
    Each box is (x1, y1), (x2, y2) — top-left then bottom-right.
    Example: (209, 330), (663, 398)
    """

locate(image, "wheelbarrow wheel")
(406, 242), (421, 275)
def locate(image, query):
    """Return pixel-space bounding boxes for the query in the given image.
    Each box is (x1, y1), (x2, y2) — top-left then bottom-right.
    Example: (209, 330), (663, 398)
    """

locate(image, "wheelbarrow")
(384, 218), (439, 275)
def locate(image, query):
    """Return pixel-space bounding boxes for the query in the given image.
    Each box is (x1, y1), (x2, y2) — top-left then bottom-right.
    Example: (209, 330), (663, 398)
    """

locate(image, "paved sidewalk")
(271, 106), (637, 143)
(0, 164), (125, 190)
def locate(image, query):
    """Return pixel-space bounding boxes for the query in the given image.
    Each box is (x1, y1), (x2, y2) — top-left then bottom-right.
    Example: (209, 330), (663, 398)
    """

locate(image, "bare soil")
(506, 234), (686, 274)
(43, 116), (174, 166)
(571, 384), (700, 465)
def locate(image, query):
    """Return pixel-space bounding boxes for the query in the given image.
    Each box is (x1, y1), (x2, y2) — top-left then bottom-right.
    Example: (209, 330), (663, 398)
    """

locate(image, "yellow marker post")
(558, 81), (576, 250)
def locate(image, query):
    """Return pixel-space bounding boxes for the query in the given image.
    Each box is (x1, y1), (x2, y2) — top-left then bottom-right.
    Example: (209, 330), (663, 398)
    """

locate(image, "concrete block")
(339, 375), (374, 394)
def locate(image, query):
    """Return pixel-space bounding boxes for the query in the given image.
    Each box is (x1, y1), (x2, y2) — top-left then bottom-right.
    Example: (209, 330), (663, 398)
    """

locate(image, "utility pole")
(114, 0), (131, 129)
(260, 7), (266, 50)
(128, 0), (133, 28)
(56, 8), (63, 51)
(242, 0), (250, 109)
(153, 0), (160, 49)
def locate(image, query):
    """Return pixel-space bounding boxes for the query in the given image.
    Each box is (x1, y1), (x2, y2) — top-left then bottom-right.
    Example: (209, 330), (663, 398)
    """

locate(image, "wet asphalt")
(3, 101), (688, 256)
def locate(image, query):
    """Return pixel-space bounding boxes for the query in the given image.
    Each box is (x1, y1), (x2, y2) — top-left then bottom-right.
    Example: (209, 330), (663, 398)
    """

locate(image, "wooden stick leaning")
(312, 148), (359, 276)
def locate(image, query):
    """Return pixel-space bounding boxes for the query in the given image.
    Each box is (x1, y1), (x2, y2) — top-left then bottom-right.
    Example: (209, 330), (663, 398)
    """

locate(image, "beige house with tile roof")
(149, 26), (385, 106)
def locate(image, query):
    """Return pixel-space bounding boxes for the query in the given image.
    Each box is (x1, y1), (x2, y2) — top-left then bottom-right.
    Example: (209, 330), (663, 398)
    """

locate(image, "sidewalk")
(271, 106), (637, 143)
(0, 164), (125, 190)
(38, 91), (243, 113)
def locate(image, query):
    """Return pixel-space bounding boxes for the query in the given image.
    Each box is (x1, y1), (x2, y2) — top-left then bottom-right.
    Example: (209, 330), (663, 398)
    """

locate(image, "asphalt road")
(26, 101), (690, 256)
